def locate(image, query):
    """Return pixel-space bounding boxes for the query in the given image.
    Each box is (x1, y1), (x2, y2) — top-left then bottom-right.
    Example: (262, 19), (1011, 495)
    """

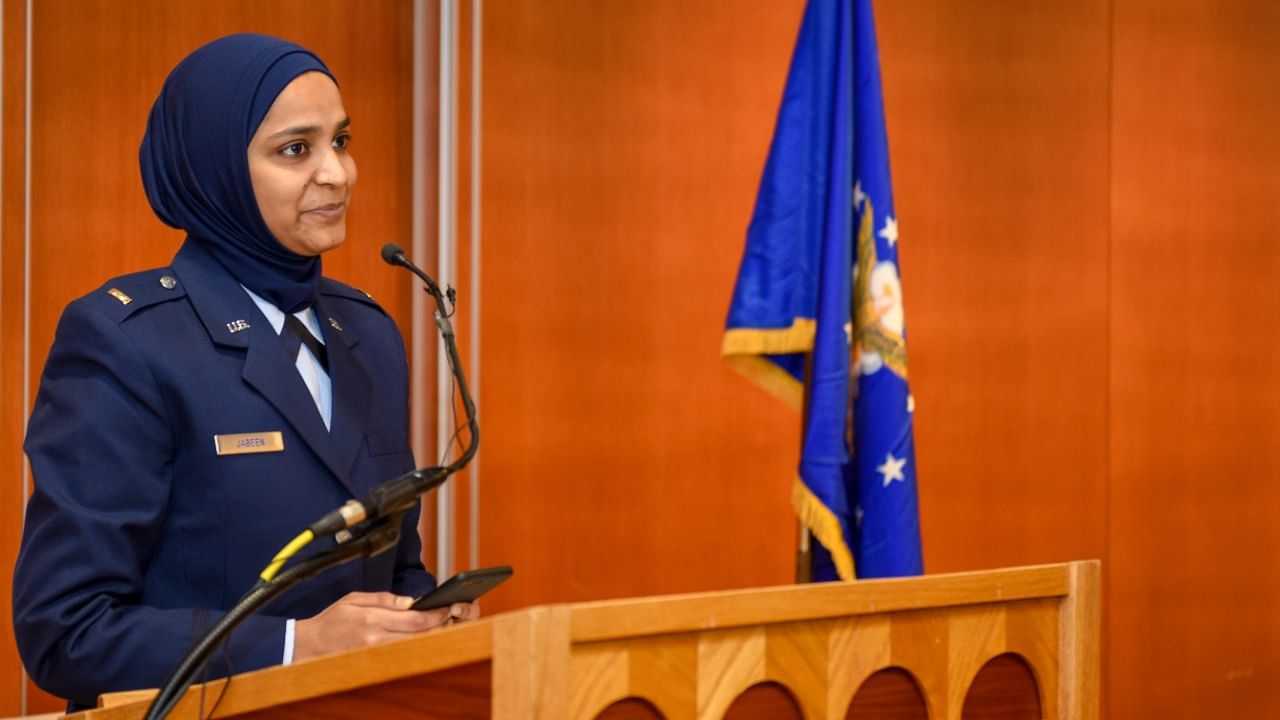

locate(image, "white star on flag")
(854, 180), (867, 209)
(876, 453), (907, 487)
(854, 505), (865, 528)
(878, 216), (898, 247)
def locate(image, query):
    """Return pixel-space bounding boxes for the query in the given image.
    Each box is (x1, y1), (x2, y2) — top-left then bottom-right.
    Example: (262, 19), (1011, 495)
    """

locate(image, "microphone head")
(380, 243), (406, 266)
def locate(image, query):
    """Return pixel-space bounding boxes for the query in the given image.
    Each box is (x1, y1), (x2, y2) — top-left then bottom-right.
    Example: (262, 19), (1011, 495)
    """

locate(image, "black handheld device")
(411, 565), (513, 611)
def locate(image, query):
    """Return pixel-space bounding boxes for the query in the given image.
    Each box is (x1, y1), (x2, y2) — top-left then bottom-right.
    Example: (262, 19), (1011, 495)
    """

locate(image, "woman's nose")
(313, 147), (349, 186)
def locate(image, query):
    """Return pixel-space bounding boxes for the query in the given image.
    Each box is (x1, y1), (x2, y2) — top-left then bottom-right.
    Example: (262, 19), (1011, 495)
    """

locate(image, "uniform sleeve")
(12, 300), (287, 706)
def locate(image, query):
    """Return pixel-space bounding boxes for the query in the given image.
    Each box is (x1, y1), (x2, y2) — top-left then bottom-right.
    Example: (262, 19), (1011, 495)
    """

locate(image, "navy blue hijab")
(140, 34), (336, 313)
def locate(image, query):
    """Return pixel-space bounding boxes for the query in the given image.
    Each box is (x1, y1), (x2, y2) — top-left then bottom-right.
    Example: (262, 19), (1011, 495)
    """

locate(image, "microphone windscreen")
(380, 243), (405, 265)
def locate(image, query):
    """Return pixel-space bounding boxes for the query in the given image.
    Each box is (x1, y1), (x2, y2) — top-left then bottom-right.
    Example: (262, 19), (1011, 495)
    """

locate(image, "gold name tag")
(214, 431), (284, 456)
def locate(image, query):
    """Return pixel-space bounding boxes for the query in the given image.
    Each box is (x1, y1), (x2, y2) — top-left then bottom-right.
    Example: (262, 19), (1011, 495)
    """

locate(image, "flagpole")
(796, 527), (812, 583)
(795, 351), (814, 584)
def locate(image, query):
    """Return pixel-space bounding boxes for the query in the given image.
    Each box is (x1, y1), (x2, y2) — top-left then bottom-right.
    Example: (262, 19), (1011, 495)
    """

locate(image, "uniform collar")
(170, 237), (372, 492)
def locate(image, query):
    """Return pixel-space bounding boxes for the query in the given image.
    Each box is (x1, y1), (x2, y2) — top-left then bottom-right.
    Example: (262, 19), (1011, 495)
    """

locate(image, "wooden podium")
(71, 561), (1098, 720)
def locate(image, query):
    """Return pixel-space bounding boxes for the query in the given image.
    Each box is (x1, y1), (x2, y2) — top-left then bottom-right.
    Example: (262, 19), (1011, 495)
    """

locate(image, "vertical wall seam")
(436, 0), (457, 580)
(468, 0), (481, 571)
(1102, 0), (1115, 717)
(19, 0), (31, 713)
(411, 0), (428, 538)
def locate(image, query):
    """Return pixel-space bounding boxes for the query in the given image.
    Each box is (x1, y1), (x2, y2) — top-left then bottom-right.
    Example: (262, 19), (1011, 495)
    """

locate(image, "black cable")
(143, 517), (403, 720)
(431, 293), (479, 473)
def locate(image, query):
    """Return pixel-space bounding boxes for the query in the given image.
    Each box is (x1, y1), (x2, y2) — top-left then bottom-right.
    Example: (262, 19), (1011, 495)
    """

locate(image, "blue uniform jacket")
(12, 240), (435, 707)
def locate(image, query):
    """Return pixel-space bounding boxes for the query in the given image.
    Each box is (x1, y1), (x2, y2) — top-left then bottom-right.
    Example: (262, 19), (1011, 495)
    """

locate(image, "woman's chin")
(280, 230), (347, 257)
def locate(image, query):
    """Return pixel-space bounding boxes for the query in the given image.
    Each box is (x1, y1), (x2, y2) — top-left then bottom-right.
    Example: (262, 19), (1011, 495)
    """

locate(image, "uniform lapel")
(240, 321), (362, 495)
(314, 293), (371, 488)
(172, 240), (365, 497)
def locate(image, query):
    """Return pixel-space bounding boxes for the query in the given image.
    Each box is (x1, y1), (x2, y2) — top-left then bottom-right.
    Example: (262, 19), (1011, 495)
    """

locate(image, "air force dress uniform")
(12, 239), (434, 707)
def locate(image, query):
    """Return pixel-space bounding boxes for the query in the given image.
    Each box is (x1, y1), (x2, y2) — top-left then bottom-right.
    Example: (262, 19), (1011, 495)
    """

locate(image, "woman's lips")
(304, 202), (345, 220)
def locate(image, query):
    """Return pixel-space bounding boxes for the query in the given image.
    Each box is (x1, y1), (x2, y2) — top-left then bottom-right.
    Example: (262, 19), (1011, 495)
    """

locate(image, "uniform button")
(160, 275), (177, 289)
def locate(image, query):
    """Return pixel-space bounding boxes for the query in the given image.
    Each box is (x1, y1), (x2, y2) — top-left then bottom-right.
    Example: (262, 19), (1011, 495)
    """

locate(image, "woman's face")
(247, 71), (356, 256)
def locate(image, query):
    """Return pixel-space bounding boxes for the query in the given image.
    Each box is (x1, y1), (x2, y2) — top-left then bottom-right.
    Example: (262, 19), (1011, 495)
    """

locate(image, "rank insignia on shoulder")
(107, 288), (133, 305)
(226, 319), (251, 333)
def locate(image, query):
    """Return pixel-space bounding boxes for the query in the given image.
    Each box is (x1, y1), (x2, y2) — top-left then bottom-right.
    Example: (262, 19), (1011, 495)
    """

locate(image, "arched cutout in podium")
(594, 696), (664, 719)
(961, 652), (1042, 720)
(722, 681), (803, 719)
(845, 666), (928, 719)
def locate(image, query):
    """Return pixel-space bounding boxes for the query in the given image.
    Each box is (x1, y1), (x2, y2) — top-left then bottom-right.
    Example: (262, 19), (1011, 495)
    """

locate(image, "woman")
(12, 33), (475, 710)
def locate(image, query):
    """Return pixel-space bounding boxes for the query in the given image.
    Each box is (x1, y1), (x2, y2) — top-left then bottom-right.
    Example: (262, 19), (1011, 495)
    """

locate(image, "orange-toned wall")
(469, 0), (804, 609)
(3, 1), (1280, 717)
(0, 0), (418, 712)
(473, 0), (1280, 717)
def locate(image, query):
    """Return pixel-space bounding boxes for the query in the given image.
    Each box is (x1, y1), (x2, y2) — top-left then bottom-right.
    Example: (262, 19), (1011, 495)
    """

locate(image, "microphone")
(381, 243), (444, 299)
(381, 242), (478, 470)
(306, 244), (479, 541)
(307, 467), (449, 538)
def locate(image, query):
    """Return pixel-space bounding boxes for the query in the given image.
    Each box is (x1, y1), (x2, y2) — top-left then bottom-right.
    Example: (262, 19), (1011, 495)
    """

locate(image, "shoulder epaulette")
(318, 277), (387, 315)
(92, 268), (187, 322)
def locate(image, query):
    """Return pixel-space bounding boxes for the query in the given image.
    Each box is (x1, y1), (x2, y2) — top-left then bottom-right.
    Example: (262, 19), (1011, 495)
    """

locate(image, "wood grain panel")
(475, 0), (808, 612)
(874, 0), (1112, 575)
(61, 563), (1094, 719)
(230, 662), (491, 720)
(27, 0), (416, 385)
(1109, 0), (1280, 717)
(569, 635), (696, 720)
(828, 616), (893, 717)
(11, 0), (417, 711)
(0, 1), (29, 714)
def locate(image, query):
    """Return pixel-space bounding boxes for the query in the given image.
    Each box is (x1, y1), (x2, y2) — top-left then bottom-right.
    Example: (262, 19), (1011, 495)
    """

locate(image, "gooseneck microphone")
(379, 244), (478, 470)
(305, 244), (480, 539)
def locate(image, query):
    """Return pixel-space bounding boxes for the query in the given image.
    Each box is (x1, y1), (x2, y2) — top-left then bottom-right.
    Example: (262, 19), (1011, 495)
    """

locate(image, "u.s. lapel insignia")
(214, 431), (284, 455)
(328, 317), (343, 332)
(226, 319), (251, 334)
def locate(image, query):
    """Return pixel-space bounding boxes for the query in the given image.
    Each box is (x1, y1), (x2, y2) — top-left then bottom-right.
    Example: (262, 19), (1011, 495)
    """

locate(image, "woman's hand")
(293, 592), (480, 661)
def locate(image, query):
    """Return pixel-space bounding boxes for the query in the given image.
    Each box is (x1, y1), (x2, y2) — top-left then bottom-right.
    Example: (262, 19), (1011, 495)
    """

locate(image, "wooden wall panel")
(26, 0), (416, 376)
(874, 0), (1112, 575)
(0, 2), (28, 714)
(1109, 0), (1280, 716)
(4, 1), (1280, 718)
(4, 0), (416, 712)
(475, 0), (807, 611)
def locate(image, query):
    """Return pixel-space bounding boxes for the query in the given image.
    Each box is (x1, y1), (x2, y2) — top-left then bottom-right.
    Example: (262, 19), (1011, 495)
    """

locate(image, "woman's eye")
(332, 134), (351, 151)
(281, 142), (308, 158)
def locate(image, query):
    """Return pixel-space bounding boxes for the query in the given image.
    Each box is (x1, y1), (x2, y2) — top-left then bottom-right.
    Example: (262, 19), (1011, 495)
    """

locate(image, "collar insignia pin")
(226, 319), (251, 334)
(328, 317), (343, 332)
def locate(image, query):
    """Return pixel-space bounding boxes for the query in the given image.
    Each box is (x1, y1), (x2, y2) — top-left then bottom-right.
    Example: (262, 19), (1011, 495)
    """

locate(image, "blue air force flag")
(722, 0), (922, 580)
